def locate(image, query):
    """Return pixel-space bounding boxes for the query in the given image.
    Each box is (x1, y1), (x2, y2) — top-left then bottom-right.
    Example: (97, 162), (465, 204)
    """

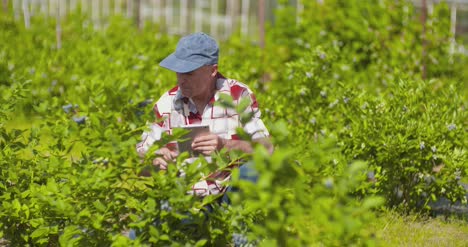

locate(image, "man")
(136, 32), (272, 197)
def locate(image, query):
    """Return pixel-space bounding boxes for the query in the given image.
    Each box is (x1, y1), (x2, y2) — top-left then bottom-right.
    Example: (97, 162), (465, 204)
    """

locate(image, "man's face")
(176, 65), (218, 98)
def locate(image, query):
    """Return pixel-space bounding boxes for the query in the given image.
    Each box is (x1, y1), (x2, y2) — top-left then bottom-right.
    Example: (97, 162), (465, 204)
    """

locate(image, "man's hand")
(153, 147), (178, 170)
(191, 133), (225, 156)
(191, 134), (273, 156)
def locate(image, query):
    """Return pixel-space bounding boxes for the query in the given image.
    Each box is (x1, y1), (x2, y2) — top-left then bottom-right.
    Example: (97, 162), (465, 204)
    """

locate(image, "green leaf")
(195, 239), (208, 246)
(93, 200), (106, 212)
(31, 227), (50, 239)
(361, 197), (384, 209)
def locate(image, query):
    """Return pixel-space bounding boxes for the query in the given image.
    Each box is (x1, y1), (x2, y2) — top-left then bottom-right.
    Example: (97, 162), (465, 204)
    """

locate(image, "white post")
(126, 0), (132, 18)
(2, 0), (8, 13)
(40, 0), (48, 17)
(56, 0), (61, 49)
(165, 0), (172, 33)
(92, 0), (99, 29)
(30, 0), (36, 17)
(23, 0), (31, 28)
(103, 0), (109, 17)
(137, 0), (142, 30)
(114, 0), (121, 14)
(81, 0), (88, 14)
(195, 0), (202, 32)
(13, 0), (20, 20)
(210, 0), (218, 37)
(60, 0), (66, 17)
(427, 0), (433, 16)
(296, 0), (303, 24)
(180, 0), (188, 34)
(450, 3), (457, 54)
(69, 0), (77, 13)
(241, 0), (249, 38)
(50, 0), (55, 17)
(225, 0), (235, 39)
(152, 0), (160, 23)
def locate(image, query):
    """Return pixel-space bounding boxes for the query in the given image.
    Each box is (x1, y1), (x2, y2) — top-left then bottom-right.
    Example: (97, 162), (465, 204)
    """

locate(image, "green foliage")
(263, 0), (467, 210)
(0, 1), (467, 245)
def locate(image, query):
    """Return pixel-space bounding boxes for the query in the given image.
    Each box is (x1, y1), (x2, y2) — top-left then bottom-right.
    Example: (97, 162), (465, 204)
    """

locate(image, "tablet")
(176, 124), (210, 156)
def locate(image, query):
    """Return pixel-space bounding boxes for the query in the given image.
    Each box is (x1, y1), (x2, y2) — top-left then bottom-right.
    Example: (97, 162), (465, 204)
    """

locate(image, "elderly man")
(136, 32), (272, 197)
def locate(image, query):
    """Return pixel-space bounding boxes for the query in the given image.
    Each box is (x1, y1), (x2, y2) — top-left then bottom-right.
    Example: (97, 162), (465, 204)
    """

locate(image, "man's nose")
(178, 79), (187, 86)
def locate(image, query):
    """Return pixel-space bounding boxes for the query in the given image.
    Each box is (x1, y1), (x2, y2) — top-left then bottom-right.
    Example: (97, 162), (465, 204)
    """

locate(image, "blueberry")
(137, 99), (153, 108)
(324, 178), (333, 189)
(232, 233), (248, 247)
(320, 91), (327, 98)
(424, 176), (435, 185)
(447, 124), (456, 131)
(396, 189), (403, 199)
(367, 171), (375, 180)
(309, 117), (316, 125)
(419, 142), (425, 150)
(160, 200), (172, 212)
(62, 104), (73, 113)
(73, 116), (86, 124)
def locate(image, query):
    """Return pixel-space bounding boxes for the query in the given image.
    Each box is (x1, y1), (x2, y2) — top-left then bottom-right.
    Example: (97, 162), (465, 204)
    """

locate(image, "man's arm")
(221, 137), (273, 155)
(191, 134), (273, 156)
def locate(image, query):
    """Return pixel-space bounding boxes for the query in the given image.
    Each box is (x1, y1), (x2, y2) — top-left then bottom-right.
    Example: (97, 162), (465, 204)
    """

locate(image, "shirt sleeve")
(239, 90), (270, 139)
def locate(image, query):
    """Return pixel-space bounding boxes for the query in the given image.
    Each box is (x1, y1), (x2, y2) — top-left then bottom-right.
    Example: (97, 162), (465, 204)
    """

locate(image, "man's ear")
(210, 64), (218, 77)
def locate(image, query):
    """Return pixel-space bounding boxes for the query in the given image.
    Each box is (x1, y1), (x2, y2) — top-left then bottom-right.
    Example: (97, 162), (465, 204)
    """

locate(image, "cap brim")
(159, 53), (204, 73)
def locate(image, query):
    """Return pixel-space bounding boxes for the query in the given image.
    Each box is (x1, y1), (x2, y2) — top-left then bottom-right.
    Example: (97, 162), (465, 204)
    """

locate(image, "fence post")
(450, 3), (457, 55)
(126, 0), (132, 18)
(427, 0), (433, 15)
(258, 0), (265, 48)
(103, 0), (109, 18)
(225, 0), (236, 39)
(160, 0), (167, 32)
(135, 0), (142, 30)
(420, 0), (427, 80)
(180, 0), (188, 34)
(152, 0), (159, 23)
(195, 0), (202, 32)
(40, 0), (47, 17)
(241, 0), (249, 39)
(56, 0), (62, 49)
(23, 0), (31, 29)
(165, 0), (172, 33)
(296, 0), (303, 24)
(2, 0), (7, 13)
(114, 0), (121, 14)
(210, 0), (218, 37)
(60, 0), (66, 18)
(13, 0), (19, 20)
(187, 0), (193, 34)
(81, 0), (88, 15)
(92, 0), (99, 29)
(70, 0), (77, 13)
